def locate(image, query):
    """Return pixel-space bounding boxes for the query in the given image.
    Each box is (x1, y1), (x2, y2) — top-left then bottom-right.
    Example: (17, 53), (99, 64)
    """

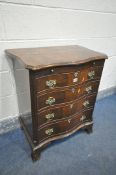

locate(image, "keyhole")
(72, 88), (75, 93)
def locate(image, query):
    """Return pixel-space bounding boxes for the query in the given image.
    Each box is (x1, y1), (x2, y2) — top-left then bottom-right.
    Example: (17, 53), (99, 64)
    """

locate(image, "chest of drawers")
(5, 45), (108, 161)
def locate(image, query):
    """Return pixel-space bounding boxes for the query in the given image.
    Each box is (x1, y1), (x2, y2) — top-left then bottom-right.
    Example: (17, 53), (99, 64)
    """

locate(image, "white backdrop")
(0, 0), (116, 120)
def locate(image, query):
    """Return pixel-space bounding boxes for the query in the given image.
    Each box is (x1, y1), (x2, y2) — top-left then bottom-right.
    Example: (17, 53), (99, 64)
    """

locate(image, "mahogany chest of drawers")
(5, 45), (108, 161)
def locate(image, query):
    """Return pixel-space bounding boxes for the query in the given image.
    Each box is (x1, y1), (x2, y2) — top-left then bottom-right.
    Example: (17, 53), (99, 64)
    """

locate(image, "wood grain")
(37, 93), (97, 127)
(34, 65), (103, 93)
(37, 82), (99, 110)
(38, 108), (93, 143)
(7, 46), (107, 161)
(5, 45), (107, 70)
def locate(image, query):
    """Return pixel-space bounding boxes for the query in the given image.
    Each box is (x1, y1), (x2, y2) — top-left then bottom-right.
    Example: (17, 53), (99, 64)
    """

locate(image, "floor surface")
(0, 94), (116, 175)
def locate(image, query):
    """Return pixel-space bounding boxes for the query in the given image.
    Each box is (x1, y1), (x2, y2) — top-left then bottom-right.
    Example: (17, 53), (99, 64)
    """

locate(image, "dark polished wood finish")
(5, 45), (107, 70)
(37, 81), (99, 110)
(37, 93), (97, 127)
(5, 45), (108, 161)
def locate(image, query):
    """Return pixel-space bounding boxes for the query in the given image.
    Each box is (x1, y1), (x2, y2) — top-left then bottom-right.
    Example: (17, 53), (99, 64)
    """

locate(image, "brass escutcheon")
(68, 119), (71, 123)
(71, 88), (75, 93)
(70, 104), (73, 109)
(51, 69), (54, 72)
(73, 77), (78, 83)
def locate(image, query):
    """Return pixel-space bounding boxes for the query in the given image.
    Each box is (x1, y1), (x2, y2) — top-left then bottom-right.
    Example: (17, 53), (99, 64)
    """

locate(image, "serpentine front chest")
(5, 45), (108, 161)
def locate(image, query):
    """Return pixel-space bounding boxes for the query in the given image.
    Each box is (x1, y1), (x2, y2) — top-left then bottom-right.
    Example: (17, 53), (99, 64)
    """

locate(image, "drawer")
(37, 94), (96, 127)
(80, 66), (103, 83)
(35, 71), (80, 92)
(38, 108), (93, 143)
(37, 80), (99, 110)
(34, 59), (104, 78)
(34, 65), (103, 93)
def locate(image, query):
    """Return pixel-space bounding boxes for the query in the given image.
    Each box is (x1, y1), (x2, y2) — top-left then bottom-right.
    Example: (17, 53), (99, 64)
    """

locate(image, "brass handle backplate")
(80, 115), (86, 121)
(45, 128), (54, 136)
(74, 72), (78, 77)
(45, 113), (55, 121)
(83, 100), (89, 107)
(88, 70), (95, 79)
(46, 80), (56, 89)
(85, 86), (92, 93)
(46, 97), (55, 106)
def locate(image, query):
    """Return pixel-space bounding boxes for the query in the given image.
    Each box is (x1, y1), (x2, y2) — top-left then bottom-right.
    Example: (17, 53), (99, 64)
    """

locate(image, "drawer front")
(37, 94), (96, 127)
(34, 59), (104, 78)
(38, 108), (93, 143)
(35, 71), (80, 92)
(80, 66), (103, 83)
(34, 65), (103, 93)
(37, 80), (99, 110)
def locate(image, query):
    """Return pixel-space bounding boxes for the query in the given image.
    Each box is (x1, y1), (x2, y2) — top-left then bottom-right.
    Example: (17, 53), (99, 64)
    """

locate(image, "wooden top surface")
(5, 45), (108, 70)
